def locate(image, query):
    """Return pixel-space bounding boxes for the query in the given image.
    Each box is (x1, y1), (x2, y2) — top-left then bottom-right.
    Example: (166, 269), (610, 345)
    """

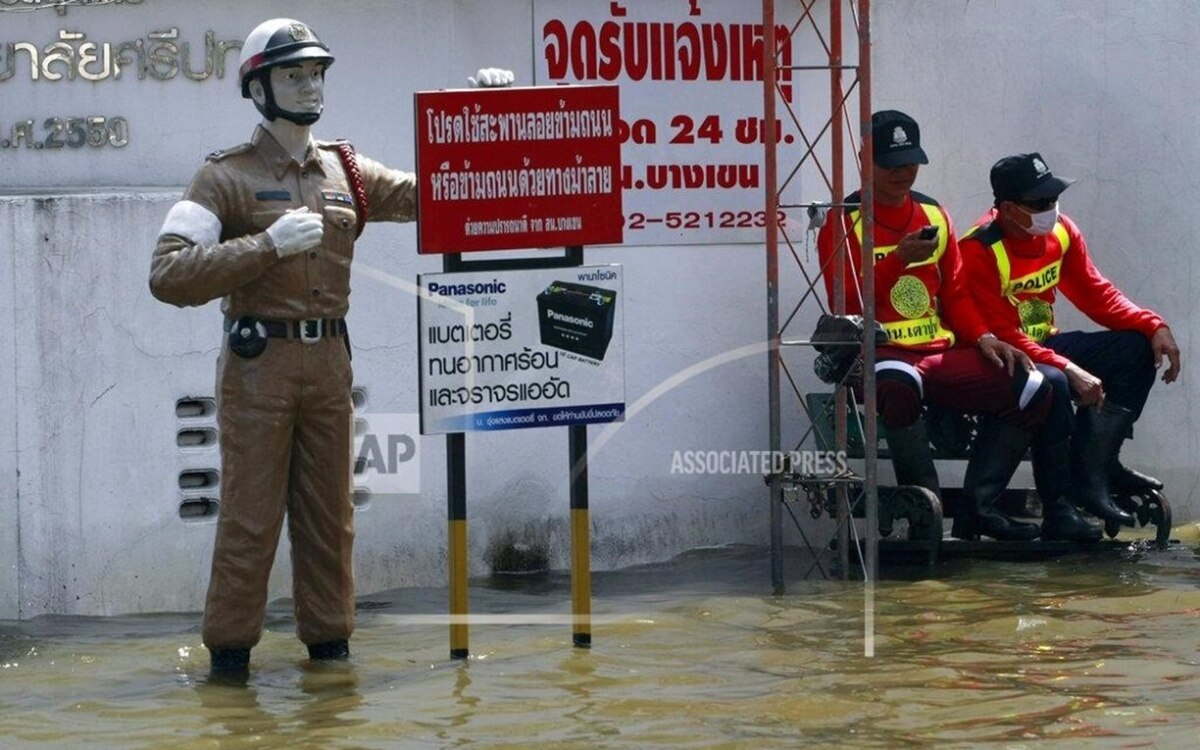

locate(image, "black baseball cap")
(871, 110), (929, 168)
(990, 152), (1075, 201)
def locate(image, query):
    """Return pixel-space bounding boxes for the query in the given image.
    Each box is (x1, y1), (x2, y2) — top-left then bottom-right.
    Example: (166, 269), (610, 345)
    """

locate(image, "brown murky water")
(2, 543), (1200, 748)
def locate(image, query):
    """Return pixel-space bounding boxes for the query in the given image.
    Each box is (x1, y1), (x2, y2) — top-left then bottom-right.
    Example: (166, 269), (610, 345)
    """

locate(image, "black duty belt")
(224, 316), (347, 344)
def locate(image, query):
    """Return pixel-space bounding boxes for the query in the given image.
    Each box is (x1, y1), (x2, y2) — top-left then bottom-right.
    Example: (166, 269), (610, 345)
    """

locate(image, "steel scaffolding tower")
(763, 0), (876, 590)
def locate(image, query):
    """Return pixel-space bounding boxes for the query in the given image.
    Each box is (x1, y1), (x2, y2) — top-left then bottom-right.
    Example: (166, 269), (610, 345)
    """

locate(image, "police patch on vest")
(1007, 262), (1062, 295)
(255, 190), (292, 201)
(322, 190), (355, 206)
(890, 275), (931, 319)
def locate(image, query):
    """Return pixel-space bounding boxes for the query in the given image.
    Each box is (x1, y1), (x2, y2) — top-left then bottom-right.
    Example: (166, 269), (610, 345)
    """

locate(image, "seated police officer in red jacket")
(959, 153), (1181, 529)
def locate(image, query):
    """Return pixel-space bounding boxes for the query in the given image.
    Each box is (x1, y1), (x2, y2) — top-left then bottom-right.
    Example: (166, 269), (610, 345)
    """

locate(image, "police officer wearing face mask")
(148, 18), (511, 678)
(959, 152), (1181, 532)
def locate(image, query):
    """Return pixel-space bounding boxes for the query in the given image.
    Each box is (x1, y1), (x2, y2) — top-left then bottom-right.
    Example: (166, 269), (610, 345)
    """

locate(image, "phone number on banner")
(626, 210), (788, 231)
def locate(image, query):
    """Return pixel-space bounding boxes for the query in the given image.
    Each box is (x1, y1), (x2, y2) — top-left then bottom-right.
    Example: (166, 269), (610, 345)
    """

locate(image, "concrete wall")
(872, 0), (1200, 520)
(0, 190), (18, 620)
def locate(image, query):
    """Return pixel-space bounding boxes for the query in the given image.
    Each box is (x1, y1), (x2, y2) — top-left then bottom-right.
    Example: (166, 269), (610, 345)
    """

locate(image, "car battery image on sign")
(536, 281), (617, 361)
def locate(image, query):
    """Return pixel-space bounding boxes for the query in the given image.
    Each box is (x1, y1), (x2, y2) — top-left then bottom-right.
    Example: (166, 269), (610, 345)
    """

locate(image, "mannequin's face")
(268, 60), (326, 118)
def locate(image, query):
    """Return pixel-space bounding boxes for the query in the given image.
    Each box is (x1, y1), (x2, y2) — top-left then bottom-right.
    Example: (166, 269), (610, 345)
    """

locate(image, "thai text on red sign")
(415, 84), (623, 253)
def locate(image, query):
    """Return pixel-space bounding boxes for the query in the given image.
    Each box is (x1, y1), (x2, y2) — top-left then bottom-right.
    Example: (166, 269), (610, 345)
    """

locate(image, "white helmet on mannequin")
(238, 18), (334, 125)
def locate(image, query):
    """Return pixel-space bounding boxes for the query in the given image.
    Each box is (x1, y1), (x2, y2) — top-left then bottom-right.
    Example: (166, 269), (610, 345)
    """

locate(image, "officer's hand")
(978, 334), (1032, 374)
(267, 208), (323, 258)
(468, 68), (515, 88)
(895, 230), (937, 264)
(1151, 326), (1181, 384)
(1065, 362), (1105, 409)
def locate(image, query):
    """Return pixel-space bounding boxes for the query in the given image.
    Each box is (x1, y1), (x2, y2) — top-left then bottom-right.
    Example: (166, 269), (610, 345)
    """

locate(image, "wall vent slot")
(179, 497), (220, 521)
(179, 470), (219, 490)
(176, 398), (216, 419)
(177, 428), (217, 448)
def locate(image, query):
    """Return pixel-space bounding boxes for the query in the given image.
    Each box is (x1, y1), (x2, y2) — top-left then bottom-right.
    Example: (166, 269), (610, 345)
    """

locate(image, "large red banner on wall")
(535, 1), (802, 247)
(414, 84), (623, 253)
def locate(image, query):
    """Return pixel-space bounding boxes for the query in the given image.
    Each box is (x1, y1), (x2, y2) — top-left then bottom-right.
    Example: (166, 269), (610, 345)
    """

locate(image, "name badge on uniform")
(255, 190), (292, 201)
(322, 190), (355, 206)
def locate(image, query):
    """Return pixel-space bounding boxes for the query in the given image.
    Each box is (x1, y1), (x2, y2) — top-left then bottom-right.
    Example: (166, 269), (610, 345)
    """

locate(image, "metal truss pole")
(765, 0), (873, 589)
(764, 0), (784, 595)
(858, 0), (878, 590)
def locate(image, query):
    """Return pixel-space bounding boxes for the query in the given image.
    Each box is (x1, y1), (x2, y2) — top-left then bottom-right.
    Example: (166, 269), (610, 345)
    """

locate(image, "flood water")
(2, 542), (1200, 748)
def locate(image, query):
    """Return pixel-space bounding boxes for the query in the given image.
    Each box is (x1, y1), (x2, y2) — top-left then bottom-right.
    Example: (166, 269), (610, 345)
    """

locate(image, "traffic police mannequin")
(959, 153), (1181, 529)
(149, 18), (512, 678)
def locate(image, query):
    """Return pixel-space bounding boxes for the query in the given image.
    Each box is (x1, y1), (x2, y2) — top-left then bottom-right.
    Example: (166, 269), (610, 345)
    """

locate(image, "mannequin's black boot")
(208, 647), (250, 684)
(307, 639), (350, 661)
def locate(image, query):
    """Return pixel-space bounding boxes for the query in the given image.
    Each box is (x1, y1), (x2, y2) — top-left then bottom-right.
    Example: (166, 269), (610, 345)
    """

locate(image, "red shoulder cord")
(334, 141), (368, 238)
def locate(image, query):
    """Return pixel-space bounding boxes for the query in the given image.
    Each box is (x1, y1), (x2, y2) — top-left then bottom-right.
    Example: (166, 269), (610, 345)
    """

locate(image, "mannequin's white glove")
(468, 68), (515, 88)
(266, 208), (323, 258)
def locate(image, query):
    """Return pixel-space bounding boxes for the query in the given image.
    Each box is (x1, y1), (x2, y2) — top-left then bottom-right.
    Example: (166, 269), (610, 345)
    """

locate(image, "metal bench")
(783, 392), (1172, 566)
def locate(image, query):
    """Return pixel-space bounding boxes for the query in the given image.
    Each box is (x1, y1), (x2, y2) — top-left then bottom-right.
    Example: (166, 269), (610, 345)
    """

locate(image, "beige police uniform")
(150, 125), (415, 650)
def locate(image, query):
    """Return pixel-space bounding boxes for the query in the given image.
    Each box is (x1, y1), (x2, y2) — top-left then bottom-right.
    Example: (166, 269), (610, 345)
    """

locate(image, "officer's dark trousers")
(204, 335), (355, 651)
(1043, 330), (1156, 420)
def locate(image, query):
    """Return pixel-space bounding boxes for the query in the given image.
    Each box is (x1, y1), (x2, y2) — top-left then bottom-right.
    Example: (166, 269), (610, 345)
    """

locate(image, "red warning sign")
(415, 85), (623, 253)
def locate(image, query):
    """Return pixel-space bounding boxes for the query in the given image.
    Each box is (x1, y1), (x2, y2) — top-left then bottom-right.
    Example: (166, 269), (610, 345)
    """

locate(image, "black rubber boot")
(957, 420), (1040, 541)
(208, 647), (250, 683)
(883, 420), (941, 495)
(1072, 403), (1137, 526)
(307, 639), (350, 661)
(1032, 438), (1101, 542)
(1108, 459), (1163, 494)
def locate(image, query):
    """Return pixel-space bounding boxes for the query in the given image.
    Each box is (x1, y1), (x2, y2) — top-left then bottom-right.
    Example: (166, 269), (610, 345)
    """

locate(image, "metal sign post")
(438, 248), (595, 659)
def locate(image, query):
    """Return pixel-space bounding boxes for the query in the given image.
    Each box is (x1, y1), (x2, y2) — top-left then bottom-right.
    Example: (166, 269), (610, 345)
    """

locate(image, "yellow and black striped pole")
(447, 432), (469, 659)
(569, 424), (591, 648)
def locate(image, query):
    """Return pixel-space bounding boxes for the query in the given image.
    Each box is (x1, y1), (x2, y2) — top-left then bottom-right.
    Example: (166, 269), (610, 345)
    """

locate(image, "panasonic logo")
(426, 279), (507, 296)
(547, 309), (594, 328)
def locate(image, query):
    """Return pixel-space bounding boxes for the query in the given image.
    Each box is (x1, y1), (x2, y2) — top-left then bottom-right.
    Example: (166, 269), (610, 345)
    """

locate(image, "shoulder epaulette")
(911, 190), (941, 207)
(316, 138), (353, 151)
(205, 142), (253, 162)
(961, 219), (1004, 246)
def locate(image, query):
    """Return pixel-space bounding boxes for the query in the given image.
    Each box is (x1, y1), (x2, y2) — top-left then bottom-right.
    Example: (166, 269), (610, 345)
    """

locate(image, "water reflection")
(0, 543), (1198, 747)
(192, 659), (366, 746)
(194, 680), (283, 744)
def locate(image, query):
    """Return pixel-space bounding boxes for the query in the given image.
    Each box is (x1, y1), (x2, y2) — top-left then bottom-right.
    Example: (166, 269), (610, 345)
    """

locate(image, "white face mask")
(1021, 204), (1059, 236)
